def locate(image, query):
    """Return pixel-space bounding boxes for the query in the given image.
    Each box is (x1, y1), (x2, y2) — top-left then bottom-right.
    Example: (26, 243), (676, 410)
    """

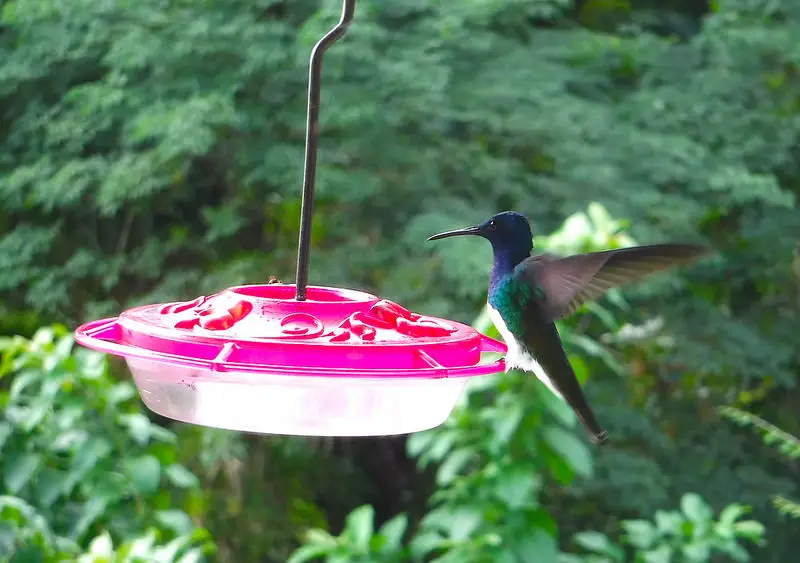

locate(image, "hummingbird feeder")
(74, 0), (507, 437)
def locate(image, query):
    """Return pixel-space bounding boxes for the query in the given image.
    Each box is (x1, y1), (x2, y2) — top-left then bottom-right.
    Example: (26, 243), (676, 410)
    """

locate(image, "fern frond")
(773, 496), (800, 519)
(719, 406), (800, 459)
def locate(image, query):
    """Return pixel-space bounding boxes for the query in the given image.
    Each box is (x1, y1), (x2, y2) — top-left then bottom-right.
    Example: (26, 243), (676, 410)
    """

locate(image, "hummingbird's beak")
(427, 225), (482, 241)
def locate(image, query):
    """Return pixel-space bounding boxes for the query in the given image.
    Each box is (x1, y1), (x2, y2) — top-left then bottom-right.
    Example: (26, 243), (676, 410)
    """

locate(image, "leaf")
(409, 531), (445, 560)
(527, 508), (558, 537)
(642, 545), (672, 563)
(124, 454), (162, 494)
(415, 430), (456, 466)
(488, 549), (516, 563)
(509, 529), (559, 563)
(149, 424), (177, 444)
(305, 528), (336, 546)
(35, 468), (66, 507)
(536, 384), (576, 427)
(562, 332), (625, 375)
(287, 544), (335, 563)
(66, 436), (113, 493)
(573, 531), (613, 554)
(584, 302), (619, 332)
(622, 519), (657, 550)
(569, 354), (591, 386)
(494, 467), (538, 509)
(378, 514), (408, 550)
(436, 448), (473, 486)
(69, 497), (107, 541)
(3, 453), (42, 494)
(406, 429), (436, 457)
(9, 370), (41, 403)
(127, 531), (158, 558)
(156, 510), (195, 535)
(654, 510), (684, 536)
(165, 464), (200, 489)
(21, 397), (54, 433)
(718, 504), (748, 527)
(542, 426), (593, 477)
(156, 534), (193, 562)
(107, 382), (137, 405)
(88, 532), (114, 556)
(681, 541), (710, 562)
(680, 493), (713, 525)
(176, 548), (207, 563)
(733, 520), (766, 543)
(492, 400), (524, 443)
(50, 428), (87, 453)
(445, 507), (481, 541)
(0, 423), (12, 452)
(53, 334), (74, 362)
(120, 413), (152, 446)
(587, 202), (616, 234)
(540, 446), (575, 486)
(344, 505), (374, 551)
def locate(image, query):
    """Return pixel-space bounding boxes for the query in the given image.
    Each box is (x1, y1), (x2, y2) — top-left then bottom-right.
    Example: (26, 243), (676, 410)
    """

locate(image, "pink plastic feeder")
(74, 0), (506, 436)
(75, 285), (505, 435)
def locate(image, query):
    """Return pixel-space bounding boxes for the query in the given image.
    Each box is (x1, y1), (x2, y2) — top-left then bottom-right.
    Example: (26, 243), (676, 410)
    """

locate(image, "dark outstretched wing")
(514, 243), (710, 322)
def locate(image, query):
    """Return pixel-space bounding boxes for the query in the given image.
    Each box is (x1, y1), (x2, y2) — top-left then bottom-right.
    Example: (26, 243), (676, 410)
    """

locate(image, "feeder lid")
(75, 284), (506, 378)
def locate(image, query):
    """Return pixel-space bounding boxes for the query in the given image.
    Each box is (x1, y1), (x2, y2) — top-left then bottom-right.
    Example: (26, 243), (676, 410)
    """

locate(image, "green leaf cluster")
(566, 493), (765, 563)
(0, 326), (213, 561)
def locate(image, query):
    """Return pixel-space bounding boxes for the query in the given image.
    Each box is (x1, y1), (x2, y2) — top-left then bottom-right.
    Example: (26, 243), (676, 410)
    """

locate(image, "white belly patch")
(487, 305), (563, 399)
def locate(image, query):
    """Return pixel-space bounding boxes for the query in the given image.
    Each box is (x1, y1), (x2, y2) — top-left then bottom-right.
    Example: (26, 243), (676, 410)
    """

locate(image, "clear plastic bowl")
(75, 285), (506, 436)
(126, 357), (471, 436)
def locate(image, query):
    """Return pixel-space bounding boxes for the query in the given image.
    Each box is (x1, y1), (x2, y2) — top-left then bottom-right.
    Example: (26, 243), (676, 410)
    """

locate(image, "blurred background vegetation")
(1, 0), (798, 561)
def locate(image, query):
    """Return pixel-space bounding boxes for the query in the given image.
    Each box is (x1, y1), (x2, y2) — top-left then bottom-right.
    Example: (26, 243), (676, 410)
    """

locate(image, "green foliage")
(0, 0), (798, 561)
(0, 497), (213, 563)
(401, 368), (585, 562)
(564, 493), (765, 563)
(0, 495), (74, 560)
(719, 406), (800, 519)
(0, 326), (214, 561)
(719, 407), (800, 463)
(288, 506), (408, 563)
(76, 529), (215, 563)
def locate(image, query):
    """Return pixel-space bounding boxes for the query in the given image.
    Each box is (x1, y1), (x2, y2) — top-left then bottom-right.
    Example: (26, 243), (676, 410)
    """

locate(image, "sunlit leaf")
(123, 455), (162, 495)
(344, 505), (374, 552)
(3, 453), (42, 494)
(542, 426), (593, 478)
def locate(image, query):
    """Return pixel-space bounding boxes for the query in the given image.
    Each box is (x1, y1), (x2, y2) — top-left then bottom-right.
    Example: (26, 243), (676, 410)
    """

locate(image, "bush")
(0, 326), (215, 561)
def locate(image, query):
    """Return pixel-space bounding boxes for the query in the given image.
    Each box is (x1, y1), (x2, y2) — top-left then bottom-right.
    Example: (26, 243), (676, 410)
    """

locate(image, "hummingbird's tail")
(570, 402), (610, 446)
(530, 360), (611, 445)
(589, 429), (610, 446)
(524, 322), (612, 446)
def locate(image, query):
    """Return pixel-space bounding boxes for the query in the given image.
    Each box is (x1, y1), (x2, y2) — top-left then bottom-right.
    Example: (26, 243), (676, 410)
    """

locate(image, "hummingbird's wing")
(517, 243), (709, 322)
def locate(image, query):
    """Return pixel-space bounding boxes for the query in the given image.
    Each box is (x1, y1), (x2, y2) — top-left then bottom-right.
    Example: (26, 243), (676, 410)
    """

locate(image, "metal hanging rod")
(294, 0), (357, 301)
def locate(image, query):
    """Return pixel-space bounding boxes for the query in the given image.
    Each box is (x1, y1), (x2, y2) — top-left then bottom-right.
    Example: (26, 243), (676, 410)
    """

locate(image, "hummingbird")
(428, 211), (709, 445)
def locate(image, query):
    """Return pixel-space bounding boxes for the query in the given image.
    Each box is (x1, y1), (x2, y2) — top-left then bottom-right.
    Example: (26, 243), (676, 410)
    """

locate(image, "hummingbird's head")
(427, 211), (534, 265)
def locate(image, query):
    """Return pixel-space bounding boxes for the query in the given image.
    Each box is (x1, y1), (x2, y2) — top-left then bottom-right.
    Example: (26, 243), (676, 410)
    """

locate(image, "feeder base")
(127, 358), (468, 436)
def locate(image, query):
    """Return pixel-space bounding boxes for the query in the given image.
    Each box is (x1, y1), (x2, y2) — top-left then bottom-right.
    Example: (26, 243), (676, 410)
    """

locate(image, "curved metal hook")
(294, 0), (357, 301)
